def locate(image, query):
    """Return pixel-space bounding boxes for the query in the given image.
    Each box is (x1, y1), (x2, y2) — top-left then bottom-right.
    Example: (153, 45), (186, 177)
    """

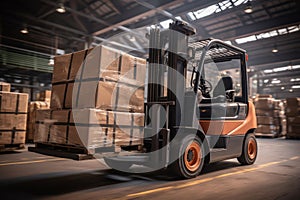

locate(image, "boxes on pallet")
(285, 98), (300, 138)
(35, 109), (144, 152)
(27, 101), (50, 142)
(50, 45), (146, 112)
(0, 91), (28, 146)
(0, 82), (11, 92)
(256, 116), (280, 126)
(285, 98), (300, 117)
(253, 94), (285, 137)
(255, 124), (280, 135)
(34, 45), (147, 153)
(51, 78), (144, 112)
(36, 90), (51, 102)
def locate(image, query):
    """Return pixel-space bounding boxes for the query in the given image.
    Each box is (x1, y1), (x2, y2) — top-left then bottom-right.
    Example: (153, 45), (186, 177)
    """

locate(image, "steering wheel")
(192, 78), (212, 97)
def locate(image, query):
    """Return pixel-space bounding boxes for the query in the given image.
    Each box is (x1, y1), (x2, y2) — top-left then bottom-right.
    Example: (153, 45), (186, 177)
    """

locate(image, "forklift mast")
(145, 21), (196, 154)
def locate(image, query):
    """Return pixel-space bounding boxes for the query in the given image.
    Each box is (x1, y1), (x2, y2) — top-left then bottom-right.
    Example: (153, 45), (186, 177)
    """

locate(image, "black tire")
(169, 135), (204, 179)
(104, 157), (132, 170)
(237, 133), (258, 165)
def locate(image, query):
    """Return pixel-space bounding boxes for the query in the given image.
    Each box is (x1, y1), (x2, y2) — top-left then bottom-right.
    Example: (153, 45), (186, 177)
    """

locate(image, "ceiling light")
(20, 27), (28, 34)
(244, 3), (253, 14)
(272, 48), (278, 53)
(56, 3), (66, 13)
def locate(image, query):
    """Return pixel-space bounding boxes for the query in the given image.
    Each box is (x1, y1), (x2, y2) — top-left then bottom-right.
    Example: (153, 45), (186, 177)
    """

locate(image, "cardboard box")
(0, 92), (28, 145)
(285, 107), (300, 117)
(52, 46), (146, 84)
(287, 116), (300, 125)
(0, 82), (11, 92)
(0, 131), (26, 145)
(27, 101), (50, 141)
(0, 92), (28, 113)
(286, 98), (300, 108)
(287, 124), (300, 135)
(255, 94), (272, 98)
(36, 90), (51, 102)
(0, 114), (27, 130)
(34, 109), (144, 151)
(256, 116), (280, 125)
(256, 124), (280, 134)
(255, 109), (284, 117)
(254, 98), (275, 110)
(50, 79), (144, 112)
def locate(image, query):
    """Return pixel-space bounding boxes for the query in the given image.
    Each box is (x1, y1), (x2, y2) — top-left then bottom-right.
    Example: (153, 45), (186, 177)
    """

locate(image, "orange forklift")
(30, 21), (258, 179)
(104, 21), (258, 178)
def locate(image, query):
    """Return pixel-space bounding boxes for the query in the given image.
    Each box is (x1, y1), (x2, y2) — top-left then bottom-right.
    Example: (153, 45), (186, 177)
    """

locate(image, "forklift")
(104, 21), (258, 178)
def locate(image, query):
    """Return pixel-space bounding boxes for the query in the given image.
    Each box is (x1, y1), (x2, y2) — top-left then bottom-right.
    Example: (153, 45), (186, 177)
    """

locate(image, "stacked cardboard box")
(285, 98), (300, 139)
(36, 90), (51, 103)
(254, 94), (285, 137)
(26, 101), (50, 142)
(35, 45), (146, 153)
(0, 82), (11, 92)
(0, 89), (28, 150)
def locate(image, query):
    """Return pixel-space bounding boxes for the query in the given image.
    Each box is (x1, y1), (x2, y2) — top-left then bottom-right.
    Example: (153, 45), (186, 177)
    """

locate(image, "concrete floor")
(0, 138), (299, 200)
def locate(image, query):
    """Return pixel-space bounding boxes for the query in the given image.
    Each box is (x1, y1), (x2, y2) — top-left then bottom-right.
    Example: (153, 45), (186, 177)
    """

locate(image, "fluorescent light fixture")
(234, 24), (300, 44)
(281, 87), (285, 90)
(187, 0), (252, 21)
(290, 78), (300, 82)
(273, 66), (291, 72)
(291, 85), (300, 89)
(264, 69), (273, 73)
(20, 27), (28, 34)
(263, 79), (269, 83)
(235, 35), (256, 44)
(56, 3), (66, 13)
(289, 89), (293, 93)
(271, 79), (281, 84)
(292, 65), (300, 69)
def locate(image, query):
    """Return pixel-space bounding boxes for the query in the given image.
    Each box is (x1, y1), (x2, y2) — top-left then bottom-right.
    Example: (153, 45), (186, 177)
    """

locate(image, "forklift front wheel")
(237, 133), (258, 165)
(170, 135), (204, 179)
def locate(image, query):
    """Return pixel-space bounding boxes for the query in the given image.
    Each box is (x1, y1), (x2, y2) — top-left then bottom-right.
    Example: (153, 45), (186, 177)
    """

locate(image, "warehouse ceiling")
(1, 0), (300, 98)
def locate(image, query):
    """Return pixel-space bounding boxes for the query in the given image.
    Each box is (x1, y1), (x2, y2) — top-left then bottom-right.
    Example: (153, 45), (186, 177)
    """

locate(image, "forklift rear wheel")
(237, 133), (257, 165)
(104, 157), (132, 170)
(170, 135), (204, 179)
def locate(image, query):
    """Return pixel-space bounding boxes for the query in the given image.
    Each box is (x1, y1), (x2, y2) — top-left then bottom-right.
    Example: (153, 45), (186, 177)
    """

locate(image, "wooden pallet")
(0, 143), (25, 152)
(28, 142), (94, 160)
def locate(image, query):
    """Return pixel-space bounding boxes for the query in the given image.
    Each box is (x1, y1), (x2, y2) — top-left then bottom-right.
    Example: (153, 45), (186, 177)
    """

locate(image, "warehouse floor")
(0, 138), (299, 200)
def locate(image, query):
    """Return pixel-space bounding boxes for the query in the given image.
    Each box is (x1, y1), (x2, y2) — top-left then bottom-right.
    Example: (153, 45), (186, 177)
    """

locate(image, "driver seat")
(200, 76), (234, 104)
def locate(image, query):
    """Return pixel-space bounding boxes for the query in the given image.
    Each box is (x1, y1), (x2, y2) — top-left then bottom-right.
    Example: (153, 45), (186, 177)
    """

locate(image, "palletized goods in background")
(285, 98), (300, 139)
(26, 101), (50, 142)
(36, 90), (51, 103)
(0, 82), (11, 92)
(253, 94), (286, 138)
(33, 45), (146, 156)
(0, 91), (28, 151)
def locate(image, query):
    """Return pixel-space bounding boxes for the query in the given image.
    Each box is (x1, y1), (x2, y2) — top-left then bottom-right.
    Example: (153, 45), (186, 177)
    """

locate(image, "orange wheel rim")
(248, 138), (257, 160)
(184, 141), (201, 172)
